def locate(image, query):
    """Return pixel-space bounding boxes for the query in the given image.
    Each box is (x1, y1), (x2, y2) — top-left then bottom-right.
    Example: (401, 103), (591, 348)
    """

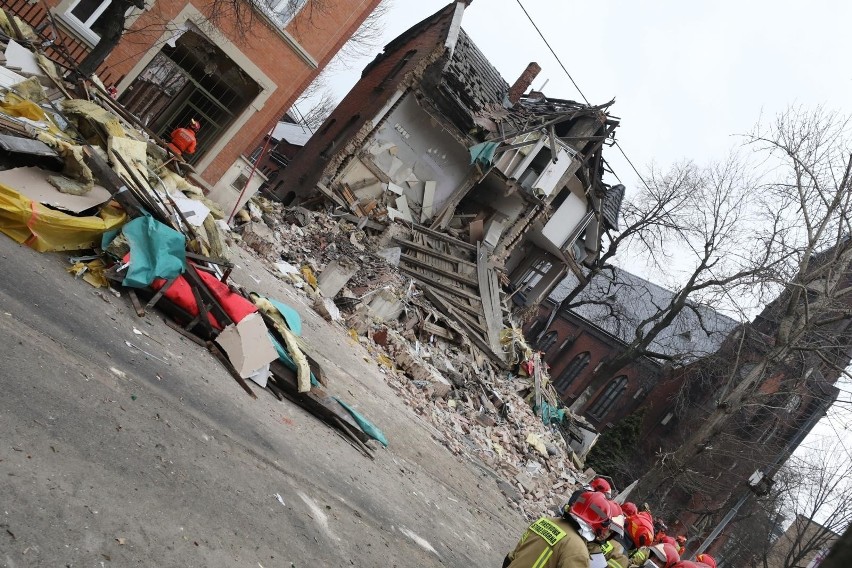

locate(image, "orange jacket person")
(168, 119), (200, 156)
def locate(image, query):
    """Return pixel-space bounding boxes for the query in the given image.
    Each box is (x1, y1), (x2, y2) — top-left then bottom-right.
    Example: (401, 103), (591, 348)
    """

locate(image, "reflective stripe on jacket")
(507, 517), (590, 568)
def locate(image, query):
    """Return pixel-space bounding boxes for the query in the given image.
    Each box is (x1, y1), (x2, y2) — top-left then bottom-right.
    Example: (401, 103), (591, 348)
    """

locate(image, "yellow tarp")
(0, 182), (126, 252)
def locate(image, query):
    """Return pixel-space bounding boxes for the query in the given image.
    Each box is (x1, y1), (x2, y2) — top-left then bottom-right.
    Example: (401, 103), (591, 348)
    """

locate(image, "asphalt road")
(0, 235), (521, 567)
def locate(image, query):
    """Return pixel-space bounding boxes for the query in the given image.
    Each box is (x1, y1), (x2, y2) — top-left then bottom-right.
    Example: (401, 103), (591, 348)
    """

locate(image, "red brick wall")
(12, 0), (380, 185)
(274, 3), (458, 201)
(528, 308), (659, 428)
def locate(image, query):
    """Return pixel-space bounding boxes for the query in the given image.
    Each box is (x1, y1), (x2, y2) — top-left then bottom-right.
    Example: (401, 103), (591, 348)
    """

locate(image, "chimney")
(508, 62), (541, 104)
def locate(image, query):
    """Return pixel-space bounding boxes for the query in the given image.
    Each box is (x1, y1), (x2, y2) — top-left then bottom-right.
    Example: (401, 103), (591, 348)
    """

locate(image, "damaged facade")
(2, 0), (381, 212)
(276, 0), (624, 312)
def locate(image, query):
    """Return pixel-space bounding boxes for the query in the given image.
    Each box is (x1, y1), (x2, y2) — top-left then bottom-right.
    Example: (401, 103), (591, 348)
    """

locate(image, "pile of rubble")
(233, 196), (596, 518)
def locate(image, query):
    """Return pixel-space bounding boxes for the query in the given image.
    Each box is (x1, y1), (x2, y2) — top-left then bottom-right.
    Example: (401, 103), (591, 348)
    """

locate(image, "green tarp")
(119, 216), (186, 288)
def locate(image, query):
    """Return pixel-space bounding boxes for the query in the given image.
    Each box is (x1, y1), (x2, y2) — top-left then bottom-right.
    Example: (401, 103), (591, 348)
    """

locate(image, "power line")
(513, 0), (589, 106)
(513, 0), (653, 193)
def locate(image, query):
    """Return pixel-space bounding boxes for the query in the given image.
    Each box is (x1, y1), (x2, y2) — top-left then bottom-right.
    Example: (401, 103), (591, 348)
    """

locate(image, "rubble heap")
(234, 196), (597, 518)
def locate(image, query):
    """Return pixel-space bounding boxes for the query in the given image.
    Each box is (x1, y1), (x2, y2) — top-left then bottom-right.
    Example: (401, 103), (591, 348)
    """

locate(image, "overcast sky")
(326, 0), (852, 187)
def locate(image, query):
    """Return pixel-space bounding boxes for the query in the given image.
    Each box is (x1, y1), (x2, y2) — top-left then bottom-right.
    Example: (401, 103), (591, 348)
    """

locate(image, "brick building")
(526, 267), (737, 428)
(2, 0), (380, 210)
(529, 263), (845, 559)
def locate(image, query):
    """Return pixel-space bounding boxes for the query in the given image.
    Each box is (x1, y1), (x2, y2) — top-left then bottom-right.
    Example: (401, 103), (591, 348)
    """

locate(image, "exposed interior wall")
(541, 184), (588, 248)
(361, 92), (470, 218)
(207, 155), (267, 218)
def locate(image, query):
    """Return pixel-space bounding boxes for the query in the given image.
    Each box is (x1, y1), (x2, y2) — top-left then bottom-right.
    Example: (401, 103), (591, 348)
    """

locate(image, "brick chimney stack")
(508, 62), (541, 104)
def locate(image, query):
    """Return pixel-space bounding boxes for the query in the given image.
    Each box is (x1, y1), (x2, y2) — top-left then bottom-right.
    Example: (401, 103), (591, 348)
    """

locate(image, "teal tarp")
(334, 397), (389, 447)
(469, 141), (500, 167)
(267, 297), (303, 336)
(539, 400), (566, 425)
(120, 216), (186, 288)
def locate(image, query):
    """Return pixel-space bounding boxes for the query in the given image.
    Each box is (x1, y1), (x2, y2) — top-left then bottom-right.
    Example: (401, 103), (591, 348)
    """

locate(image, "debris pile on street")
(0, 14), (598, 517)
(0, 24), (386, 457)
(232, 196), (598, 518)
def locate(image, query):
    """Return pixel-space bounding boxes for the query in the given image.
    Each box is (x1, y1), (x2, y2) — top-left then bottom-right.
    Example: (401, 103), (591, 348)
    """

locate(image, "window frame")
(554, 351), (590, 392)
(587, 375), (628, 420)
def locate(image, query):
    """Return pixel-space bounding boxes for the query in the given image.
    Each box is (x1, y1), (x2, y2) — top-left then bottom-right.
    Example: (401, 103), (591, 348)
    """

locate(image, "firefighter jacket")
(170, 127), (197, 155)
(506, 516), (591, 568)
(598, 539), (630, 568)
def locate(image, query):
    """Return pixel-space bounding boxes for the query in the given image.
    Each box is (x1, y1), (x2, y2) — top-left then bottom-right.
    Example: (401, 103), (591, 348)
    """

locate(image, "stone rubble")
(235, 196), (594, 519)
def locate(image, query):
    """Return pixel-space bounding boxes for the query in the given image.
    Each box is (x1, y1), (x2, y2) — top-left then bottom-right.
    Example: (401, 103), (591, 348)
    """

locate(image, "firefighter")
(168, 118), (201, 156)
(593, 501), (631, 568)
(632, 542), (680, 568)
(675, 536), (687, 556)
(569, 477), (614, 505)
(503, 490), (612, 568)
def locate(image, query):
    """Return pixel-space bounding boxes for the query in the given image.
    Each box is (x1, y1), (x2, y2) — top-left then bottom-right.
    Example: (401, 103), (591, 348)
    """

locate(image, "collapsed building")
(275, 1), (625, 357)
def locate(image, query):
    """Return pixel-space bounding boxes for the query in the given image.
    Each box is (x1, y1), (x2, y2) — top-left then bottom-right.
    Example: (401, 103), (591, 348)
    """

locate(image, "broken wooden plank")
(422, 287), (507, 368)
(476, 242), (505, 357)
(269, 360), (371, 444)
(315, 181), (348, 208)
(398, 266), (483, 303)
(128, 289), (146, 317)
(399, 253), (478, 286)
(411, 223), (477, 252)
(163, 317), (207, 347)
(208, 342), (257, 399)
(392, 237), (477, 269)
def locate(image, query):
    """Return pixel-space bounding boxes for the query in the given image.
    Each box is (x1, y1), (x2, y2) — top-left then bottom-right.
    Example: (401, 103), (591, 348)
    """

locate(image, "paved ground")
(0, 234), (524, 567)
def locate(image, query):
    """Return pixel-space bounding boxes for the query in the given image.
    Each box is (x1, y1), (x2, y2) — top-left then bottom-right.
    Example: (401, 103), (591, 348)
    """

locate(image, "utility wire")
(514, 0), (653, 192)
(513, 0), (589, 106)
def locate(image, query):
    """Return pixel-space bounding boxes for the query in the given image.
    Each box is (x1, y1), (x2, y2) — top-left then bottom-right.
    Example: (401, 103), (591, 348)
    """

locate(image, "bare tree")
(756, 439), (850, 568)
(563, 154), (781, 411)
(633, 106), (852, 508)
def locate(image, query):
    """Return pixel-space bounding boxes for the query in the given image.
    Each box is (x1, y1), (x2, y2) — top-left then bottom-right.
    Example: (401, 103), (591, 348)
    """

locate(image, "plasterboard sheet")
(5, 40), (42, 76)
(216, 312), (278, 379)
(0, 166), (111, 213)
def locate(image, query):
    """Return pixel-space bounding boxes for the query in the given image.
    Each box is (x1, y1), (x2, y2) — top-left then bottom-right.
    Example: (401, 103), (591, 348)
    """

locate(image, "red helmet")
(590, 477), (612, 497)
(569, 491), (612, 541)
(189, 118), (201, 132)
(696, 554), (717, 568)
(649, 542), (681, 568)
(657, 534), (676, 545)
(622, 502), (638, 516)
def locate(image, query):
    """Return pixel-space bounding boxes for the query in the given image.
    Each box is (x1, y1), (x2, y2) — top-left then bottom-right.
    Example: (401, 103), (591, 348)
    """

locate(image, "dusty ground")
(0, 234), (526, 567)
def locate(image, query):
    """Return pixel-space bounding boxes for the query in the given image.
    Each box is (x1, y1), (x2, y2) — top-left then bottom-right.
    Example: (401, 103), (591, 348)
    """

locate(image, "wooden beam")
(392, 238), (477, 269)
(476, 243), (505, 356)
(398, 266), (483, 303)
(422, 288), (507, 368)
(399, 254), (477, 286)
(411, 223), (476, 252)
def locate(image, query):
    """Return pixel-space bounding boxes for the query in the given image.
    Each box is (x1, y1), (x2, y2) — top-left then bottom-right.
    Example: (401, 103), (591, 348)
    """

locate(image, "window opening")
(555, 351), (590, 392)
(588, 375), (628, 419)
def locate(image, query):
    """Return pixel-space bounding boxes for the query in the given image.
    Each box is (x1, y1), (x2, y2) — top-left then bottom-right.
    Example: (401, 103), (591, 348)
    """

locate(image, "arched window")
(555, 351), (590, 392)
(538, 331), (558, 352)
(588, 375), (628, 419)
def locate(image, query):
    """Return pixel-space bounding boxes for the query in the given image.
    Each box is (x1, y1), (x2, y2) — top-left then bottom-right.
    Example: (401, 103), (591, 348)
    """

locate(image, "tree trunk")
(77, 0), (142, 78)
